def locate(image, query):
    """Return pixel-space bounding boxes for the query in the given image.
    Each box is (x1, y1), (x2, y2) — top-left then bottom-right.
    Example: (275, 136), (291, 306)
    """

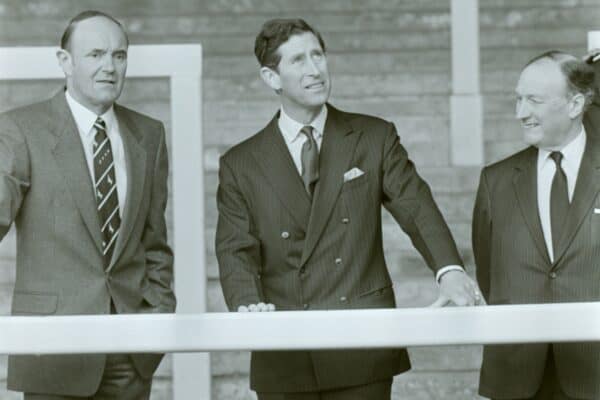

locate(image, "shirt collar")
(65, 90), (116, 137)
(538, 125), (586, 169)
(278, 105), (328, 144)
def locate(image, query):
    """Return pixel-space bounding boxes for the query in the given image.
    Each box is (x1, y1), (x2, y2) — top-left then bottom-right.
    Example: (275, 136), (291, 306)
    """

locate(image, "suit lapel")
(252, 114), (312, 229)
(50, 92), (105, 255)
(107, 106), (147, 271)
(512, 146), (552, 265)
(553, 121), (600, 265)
(300, 106), (360, 266)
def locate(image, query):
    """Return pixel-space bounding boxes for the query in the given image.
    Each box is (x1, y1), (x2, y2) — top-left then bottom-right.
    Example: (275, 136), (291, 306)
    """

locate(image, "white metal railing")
(1, 303), (599, 355)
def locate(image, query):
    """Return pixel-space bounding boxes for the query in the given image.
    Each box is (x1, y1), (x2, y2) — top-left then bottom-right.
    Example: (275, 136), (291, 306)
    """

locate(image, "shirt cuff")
(435, 265), (465, 284)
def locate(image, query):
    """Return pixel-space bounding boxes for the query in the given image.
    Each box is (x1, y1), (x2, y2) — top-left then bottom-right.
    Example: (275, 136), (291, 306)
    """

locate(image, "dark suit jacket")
(216, 104), (463, 392)
(472, 108), (600, 399)
(0, 90), (176, 396)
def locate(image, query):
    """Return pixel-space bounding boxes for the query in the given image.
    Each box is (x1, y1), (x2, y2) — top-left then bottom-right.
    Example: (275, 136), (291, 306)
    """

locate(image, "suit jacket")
(0, 90), (176, 396)
(472, 107), (600, 399)
(216, 105), (463, 392)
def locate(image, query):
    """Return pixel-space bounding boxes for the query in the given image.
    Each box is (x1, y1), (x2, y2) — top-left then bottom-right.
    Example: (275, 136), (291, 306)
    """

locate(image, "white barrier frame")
(0, 303), (599, 354)
(0, 45), (208, 400)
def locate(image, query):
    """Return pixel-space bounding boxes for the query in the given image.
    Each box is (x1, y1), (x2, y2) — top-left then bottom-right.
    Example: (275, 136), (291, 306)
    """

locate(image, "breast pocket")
(341, 171), (370, 193)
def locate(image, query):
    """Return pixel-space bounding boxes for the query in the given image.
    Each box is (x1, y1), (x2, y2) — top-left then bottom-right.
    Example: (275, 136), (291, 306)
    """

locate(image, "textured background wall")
(0, 0), (598, 399)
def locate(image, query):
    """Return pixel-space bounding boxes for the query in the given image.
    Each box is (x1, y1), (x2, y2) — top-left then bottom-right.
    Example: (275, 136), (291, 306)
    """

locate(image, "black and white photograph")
(0, 1), (599, 399)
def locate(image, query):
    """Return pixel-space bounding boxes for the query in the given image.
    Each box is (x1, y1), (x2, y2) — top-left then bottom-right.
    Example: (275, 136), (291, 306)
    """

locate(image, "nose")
(305, 57), (320, 76)
(102, 54), (115, 73)
(515, 99), (530, 119)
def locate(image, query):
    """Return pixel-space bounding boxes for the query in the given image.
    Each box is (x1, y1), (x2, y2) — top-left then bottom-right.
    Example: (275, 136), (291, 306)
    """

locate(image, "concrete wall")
(0, 0), (598, 399)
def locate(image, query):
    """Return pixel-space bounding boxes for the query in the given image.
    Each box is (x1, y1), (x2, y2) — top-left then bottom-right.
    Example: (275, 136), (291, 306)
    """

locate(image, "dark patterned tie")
(550, 151), (569, 257)
(299, 126), (319, 197)
(93, 117), (121, 266)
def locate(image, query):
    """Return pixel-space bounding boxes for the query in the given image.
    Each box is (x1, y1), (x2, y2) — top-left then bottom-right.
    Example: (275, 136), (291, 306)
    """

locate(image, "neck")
(66, 86), (110, 116)
(281, 103), (323, 125)
(545, 121), (583, 152)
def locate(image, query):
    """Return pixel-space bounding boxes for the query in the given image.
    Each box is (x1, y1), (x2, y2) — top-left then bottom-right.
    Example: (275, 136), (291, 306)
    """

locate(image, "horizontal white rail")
(1, 302), (599, 354)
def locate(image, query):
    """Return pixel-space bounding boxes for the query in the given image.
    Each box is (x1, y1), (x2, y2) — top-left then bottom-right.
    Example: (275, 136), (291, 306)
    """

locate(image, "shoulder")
(481, 146), (535, 180)
(221, 121), (272, 165)
(329, 104), (393, 133)
(114, 103), (164, 132)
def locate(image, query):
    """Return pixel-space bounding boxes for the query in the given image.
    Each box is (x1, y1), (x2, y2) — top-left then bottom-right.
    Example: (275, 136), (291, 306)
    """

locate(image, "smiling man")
(0, 10), (175, 399)
(216, 18), (482, 399)
(473, 51), (600, 400)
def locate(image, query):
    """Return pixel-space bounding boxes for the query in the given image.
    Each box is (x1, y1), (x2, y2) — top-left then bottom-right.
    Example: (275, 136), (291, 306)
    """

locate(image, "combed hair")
(60, 10), (129, 51)
(254, 18), (325, 70)
(524, 50), (596, 109)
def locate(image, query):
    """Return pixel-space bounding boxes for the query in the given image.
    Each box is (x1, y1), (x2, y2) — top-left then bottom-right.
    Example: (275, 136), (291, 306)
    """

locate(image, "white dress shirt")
(278, 105), (327, 174)
(537, 126), (586, 262)
(65, 91), (127, 216)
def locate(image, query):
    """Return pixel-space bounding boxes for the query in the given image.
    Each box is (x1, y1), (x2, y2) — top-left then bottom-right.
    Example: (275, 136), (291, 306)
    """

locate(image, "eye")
(114, 52), (127, 61)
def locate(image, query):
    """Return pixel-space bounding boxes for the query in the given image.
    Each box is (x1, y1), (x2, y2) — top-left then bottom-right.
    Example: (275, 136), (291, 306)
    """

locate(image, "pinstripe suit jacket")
(216, 104), (463, 392)
(0, 90), (176, 396)
(473, 107), (600, 399)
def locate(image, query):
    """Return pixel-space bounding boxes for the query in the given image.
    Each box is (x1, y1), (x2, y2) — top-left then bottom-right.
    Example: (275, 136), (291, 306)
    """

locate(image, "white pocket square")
(594, 208), (600, 214)
(343, 167), (364, 182)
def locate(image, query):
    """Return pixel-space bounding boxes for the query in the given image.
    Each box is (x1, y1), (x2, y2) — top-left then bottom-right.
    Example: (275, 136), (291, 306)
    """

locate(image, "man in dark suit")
(216, 18), (482, 400)
(473, 51), (600, 400)
(0, 10), (175, 399)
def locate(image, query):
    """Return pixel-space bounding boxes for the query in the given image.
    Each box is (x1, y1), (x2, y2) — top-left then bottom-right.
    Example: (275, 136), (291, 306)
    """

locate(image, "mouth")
(305, 81), (325, 91)
(521, 120), (539, 129)
(96, 80), (116, 85)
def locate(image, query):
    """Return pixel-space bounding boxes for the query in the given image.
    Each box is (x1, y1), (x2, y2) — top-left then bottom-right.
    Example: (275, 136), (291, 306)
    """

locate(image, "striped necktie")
(93, 117), (121, 266)
(299, 125), (319, 197)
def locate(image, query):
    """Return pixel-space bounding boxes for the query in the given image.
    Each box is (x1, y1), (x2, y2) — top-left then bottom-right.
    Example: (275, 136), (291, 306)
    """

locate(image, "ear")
(260, 66), (281, 93)
(56, 49), (73, 77)
(568, 93), (586, 119)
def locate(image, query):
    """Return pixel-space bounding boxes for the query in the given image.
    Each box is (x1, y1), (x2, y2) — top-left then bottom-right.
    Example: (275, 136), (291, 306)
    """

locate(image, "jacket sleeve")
(0, 113), (30, 240)
(381, 122), (463, 273)
(215, 155), (263, 311)
(472, 168), (492, 300)
(141, 123), (176, 313)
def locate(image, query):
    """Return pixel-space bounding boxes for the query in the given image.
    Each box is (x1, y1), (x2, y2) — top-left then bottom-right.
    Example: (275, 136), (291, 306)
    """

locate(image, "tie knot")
(94, 117), (106, 132)
(300, 125), (314, 139)
(550, 151), (563, 166)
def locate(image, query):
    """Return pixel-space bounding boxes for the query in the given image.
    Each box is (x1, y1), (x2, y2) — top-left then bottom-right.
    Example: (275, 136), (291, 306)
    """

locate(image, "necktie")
(93, 117), (121, 266)
(550, 151), (569, 257)
(299, 126), (319, 197)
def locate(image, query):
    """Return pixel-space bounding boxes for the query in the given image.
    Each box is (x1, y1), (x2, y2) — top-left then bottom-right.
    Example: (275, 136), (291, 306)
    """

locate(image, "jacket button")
(303, 303), (309, 310)
(281, 231), (290, 239)
(335, 257), (342, 265)
(341, 218), (349, 224)
(549, 272), (557, 279)
(299, 267), (306, 275)
(340, 296), (347, 302)
(297, 231), (306, 240)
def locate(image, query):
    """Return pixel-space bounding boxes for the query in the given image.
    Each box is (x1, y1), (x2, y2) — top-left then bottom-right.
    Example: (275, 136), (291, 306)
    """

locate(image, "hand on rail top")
(238, 303), (276, 312)
(583, 48), (600, 64)
(429, 270), (486, 308)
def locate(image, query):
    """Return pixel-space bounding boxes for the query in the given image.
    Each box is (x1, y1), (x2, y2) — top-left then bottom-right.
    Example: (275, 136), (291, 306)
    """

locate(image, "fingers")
(237, 303), (276, 312)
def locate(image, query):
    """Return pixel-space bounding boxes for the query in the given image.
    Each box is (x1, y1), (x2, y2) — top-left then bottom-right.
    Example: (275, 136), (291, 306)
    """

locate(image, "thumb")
(428, 295), (450, 308)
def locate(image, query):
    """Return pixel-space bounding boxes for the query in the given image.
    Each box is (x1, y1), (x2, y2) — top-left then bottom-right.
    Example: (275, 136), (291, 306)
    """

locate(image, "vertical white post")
(170, 51), (211, 399)
(450, 0), (484, 165)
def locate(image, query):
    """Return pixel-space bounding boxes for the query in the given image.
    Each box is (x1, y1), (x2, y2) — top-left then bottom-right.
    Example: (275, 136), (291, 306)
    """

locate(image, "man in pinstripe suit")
(473, 51), (600, 400)
(216, 18), (481, 399)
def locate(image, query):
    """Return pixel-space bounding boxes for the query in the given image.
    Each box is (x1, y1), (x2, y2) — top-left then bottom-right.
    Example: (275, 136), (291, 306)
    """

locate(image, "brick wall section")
(0, 0), (598, 399)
